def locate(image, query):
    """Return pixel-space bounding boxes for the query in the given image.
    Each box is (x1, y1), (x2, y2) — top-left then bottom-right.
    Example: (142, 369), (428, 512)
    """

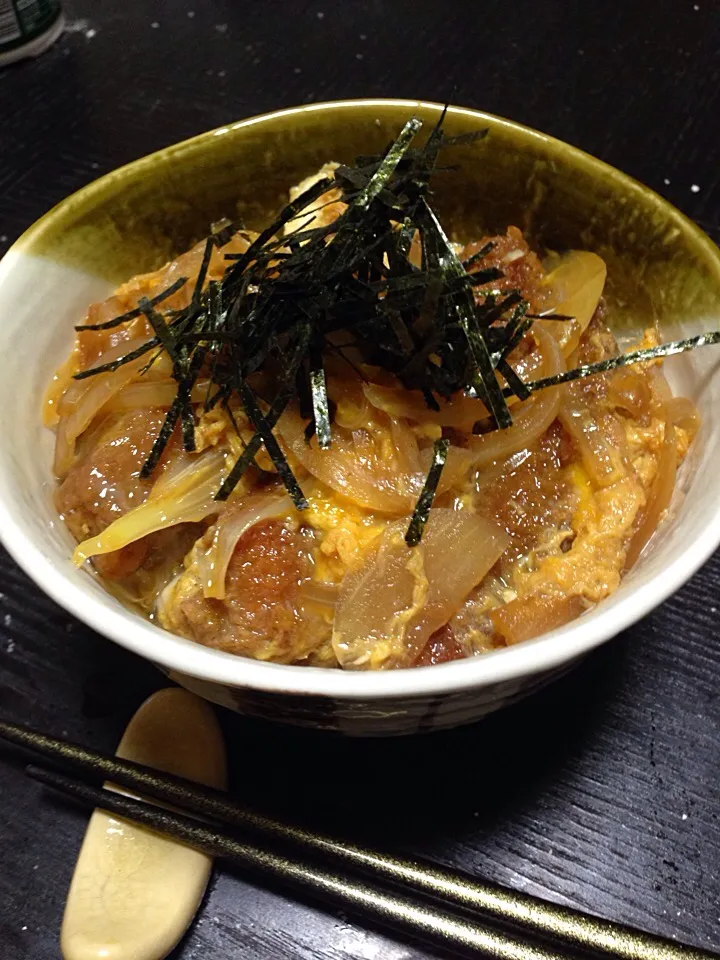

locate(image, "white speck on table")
(664, 178), (671, 184)
(691, 184), (701, 192)
(3, 614), (11, 628)
(151, 21), (159, 28)
(215, 23), (228, 33)
(63, 19), (91, 34)
(317, 10), (325, 18)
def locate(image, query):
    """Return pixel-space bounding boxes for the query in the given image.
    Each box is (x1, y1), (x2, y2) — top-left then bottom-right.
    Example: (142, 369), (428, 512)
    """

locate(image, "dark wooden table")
(1, 2), (719, 958)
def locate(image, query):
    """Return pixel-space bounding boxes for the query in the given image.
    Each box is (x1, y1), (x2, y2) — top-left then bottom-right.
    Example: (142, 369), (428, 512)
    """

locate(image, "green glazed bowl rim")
(3, 98), (720, 702)
(14, 98), (720, 283)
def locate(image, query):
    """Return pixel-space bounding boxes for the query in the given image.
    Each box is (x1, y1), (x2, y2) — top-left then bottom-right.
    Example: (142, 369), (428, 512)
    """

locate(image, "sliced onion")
(332, 508), (509, 669)
(327, 374), (373, 429)
(363, 331), (553, 432)
(624, 414), (677, 570)
(195, 493), (294, 600)
(54, 338), (153, 478)
(107, 378), (211, 413)
(148, 447), (198, 499)
(72, 448), (228, 566)
(43, 351), (79, 427)
(57, 338), (148, 417)
(542, 250), (607, 355)
(607, 367), (652, 419)
(467, 326), (564, 468)
(74, 302), (151, 371)
(389, 417), (422, 474)
(278, 410), (472, 514)
(298, 579), (340, 609)
(648, 365), (673, 411)
(363, 382), (490, 431)
(665, 395), (700, 439)
(558, 384), (627, 487)
(467, 389), (561, 469)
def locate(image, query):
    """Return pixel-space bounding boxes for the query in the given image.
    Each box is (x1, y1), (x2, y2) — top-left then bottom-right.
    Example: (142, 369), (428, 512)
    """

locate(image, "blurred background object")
(0, 0), (64, 67)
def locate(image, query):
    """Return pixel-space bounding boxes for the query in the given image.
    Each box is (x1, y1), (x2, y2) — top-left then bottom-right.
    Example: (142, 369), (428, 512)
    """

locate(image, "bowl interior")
(1, 99), (719, 698)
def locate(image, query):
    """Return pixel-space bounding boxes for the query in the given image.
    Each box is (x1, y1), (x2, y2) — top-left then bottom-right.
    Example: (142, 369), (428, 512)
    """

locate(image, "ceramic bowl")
(1, 100), (719, 736)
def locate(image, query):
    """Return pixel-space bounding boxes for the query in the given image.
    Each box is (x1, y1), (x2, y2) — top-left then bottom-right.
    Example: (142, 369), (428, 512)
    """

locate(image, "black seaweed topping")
(72, 115), (720, 541)
(405, 438), (450, 547)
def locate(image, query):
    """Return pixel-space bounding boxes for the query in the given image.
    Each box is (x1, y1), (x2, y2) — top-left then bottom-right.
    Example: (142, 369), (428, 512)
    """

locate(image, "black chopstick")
(2, 718), (717, 960)
(27, 764), (562, 960)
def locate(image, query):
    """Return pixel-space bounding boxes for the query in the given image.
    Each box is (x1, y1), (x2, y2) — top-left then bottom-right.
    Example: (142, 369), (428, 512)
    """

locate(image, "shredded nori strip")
(192, 238), (215, 307)
(68, 112), (720, 543)
(238, 383), (308, 509)
(214, 389), (290, 500)
(405, 438), (449, 547)
(137, 297), (181, 366)
(140, 396), (182, 478)
(497, 357), (531, 401)
(356, 118), (423, 210)
(215, 328), (313, 500)
(74, 277), (188, 332)
(211, 217), (243, 247)
(417, 198), (512, 428)
(309, 337), (332, 449)
(72, 337), (159, 380)
(462, 241), (495, 270)
(519, 331), (720, 395)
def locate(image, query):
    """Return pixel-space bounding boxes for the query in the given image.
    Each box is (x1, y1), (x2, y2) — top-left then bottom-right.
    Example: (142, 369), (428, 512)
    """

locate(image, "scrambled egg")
(512, 396), (670, 606)
(517, 465), (646, 602)
(304, 493), (384, 583)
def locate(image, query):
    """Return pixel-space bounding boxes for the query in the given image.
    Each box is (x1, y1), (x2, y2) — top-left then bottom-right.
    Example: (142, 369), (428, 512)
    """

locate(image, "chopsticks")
(1, 718), (716, 960)
(27, 764), (561, 960)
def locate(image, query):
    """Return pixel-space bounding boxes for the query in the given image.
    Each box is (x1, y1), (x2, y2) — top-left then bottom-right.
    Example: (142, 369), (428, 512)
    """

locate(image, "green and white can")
(0, 0), (64, 67)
